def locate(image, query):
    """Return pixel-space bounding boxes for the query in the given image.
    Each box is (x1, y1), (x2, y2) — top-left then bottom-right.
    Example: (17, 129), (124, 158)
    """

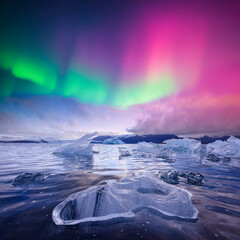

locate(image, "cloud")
(129, 93), (240, 136)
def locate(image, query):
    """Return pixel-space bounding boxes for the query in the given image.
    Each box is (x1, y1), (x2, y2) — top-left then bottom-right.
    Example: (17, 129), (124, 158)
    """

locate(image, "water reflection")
(0, 143), (239, 240)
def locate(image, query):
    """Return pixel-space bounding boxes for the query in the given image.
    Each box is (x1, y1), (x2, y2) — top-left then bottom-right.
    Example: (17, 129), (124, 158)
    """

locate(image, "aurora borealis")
(0, 0), (240, 137)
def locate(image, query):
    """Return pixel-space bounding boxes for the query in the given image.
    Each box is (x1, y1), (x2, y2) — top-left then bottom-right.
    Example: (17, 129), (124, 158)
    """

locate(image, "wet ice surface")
(0, 143), (240, 240)
(53, 174), (198, 226)
(53, 132), (97, 159)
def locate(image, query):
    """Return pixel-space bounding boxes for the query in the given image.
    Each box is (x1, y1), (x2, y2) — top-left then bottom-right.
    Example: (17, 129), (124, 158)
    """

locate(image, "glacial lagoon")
(0, 141), (240, 240)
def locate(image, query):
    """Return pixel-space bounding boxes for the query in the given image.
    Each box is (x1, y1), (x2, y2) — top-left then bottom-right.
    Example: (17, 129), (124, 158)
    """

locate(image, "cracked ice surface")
(52, 132), (97, 159)
(52, 174), (198, 225)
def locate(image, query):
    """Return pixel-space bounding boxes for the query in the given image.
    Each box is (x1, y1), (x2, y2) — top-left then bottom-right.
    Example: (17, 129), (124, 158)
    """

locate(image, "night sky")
(0, 0), (240, 137)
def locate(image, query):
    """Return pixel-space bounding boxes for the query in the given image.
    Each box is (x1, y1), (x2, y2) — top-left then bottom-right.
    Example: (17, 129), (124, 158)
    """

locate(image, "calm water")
(0, 143), (240, 240)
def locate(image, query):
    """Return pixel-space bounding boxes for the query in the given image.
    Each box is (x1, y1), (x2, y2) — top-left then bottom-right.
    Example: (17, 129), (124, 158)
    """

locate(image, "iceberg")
(135, 142), (172, 159)
(52, 174), (198, 225)
(135, 139), (201, 159)
(103, 137), (124, 145)
(118, 147), (131, 157)
(137, 142), (160, 155)
(53, 132), (97, 159)
(206, 136), (240, 158)
(163, 138), (201, 153)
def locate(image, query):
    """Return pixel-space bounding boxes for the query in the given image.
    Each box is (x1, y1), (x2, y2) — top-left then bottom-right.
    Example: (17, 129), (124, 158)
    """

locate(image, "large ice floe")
(53, 132), (97, 159)
(103, 137), (124, 145)
(163, 138), (201, 153)
(52, 174), (198, 225)
(135, 138), (201, 159)
(203, 136), (240, 168)
(135, 142), (172, 159)
(206, 136), (240, 158)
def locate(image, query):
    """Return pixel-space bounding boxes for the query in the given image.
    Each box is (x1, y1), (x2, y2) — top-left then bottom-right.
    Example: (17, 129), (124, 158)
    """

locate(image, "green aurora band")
(0, 50), (176, 108)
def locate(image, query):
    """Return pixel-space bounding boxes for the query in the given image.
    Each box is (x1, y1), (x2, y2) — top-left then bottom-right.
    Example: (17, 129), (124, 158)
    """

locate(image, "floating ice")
(103, 137), (124, 145)
(179, 172), (204, 185)
(53, 132), (97, 159)
(204, 136), (240, 168)
(163, 138), (201, 153)
(118, 147), (131, 157)
(206, 136), (240, 158)
(137, 142), (159, 155)
(136, 142), (172, 159)
(202, 155), (240, 168)
(135, 139), (200, 159)
(205, 154), (230, 162)
(160, 171), (179, 184)
(12, 173), (46, 186)
(160, 171), (204, 185)
(52, 174), (198, 225)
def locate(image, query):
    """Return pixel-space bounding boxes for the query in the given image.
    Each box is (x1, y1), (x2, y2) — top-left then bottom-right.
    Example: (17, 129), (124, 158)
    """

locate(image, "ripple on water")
(0, 143), (239, 240)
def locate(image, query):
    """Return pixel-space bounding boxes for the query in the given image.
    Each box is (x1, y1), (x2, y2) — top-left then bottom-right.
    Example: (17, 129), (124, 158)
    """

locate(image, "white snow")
(52, 173), (198, 225)
(53, 132), (97, 159)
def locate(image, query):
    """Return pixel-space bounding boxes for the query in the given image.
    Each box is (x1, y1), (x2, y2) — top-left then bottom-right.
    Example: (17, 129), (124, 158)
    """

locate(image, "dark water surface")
(0, 143), (240, 240)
